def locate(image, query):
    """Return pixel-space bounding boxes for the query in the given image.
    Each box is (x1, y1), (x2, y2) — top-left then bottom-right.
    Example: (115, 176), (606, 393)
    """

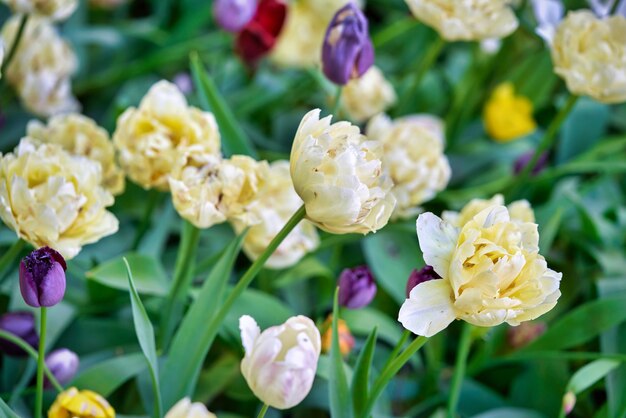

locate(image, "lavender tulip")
(0, 311), (39, 357)
(405, 265), (440, 298)
(513, 150), (549, 176)
(214, 0), (258, 32)
(338, 266), (377, 309)
(45, 348), (79, 386)
(19, 247), (67, 308)
(322, 3), (375, 85)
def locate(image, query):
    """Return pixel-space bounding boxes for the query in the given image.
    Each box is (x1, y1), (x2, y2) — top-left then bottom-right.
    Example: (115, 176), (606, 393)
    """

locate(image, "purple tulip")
(322, 2), (375, 85)
(513, 150), (549, 176)
(45, 348), (79, 387)
(19, 247), (67, 308)
(214, 0), (258, 32)
(406, 265), (440, 298)
(0, 311), (39, 357)
(338, 266), (377, 309)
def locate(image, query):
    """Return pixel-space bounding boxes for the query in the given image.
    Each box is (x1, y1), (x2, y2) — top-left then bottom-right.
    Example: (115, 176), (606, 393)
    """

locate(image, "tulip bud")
(507, 321), (546, 349)
(0, 311), (39, 357)
(236, 0), (287, 65)
(322, 2), (374, 85)
(45, 348), (79, 387)
(513, 150), (549, 176)
(321, 315), (355, 356)
(214, 0), (258, 32)
(165, 398), (217, 418)
(406, 265), (440, 298)
(239, 315), (321, 409)
(19, 246), (67, 308)
(563, 391), (576, 415)
(338, 266), (377, 309)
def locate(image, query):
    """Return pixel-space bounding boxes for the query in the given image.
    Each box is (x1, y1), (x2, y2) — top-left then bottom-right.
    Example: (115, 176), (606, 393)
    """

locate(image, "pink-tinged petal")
(239, 315), (261, 355)
(398, 279), (456, 337)
(416, 212), (459, 279)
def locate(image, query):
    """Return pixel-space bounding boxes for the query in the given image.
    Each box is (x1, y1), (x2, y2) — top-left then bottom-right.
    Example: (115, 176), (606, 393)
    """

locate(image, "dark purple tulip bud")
(19, 247), (67, 308)
(0, 311), (39, 357)
(45, 348), (79, 387)
(338, 266), (377, 309)
(322, 2), (375, 85)
(513, 150), (549, 176)
(214, 0), (258, 32)
(406, 265), (440, 298)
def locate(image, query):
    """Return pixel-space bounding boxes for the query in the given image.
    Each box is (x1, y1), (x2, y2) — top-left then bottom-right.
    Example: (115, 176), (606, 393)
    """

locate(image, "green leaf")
(568, 360), (620, 394)
(329, 288), (353, 418)
(87, 254), (169, 296)
(362, 229), (422, 304)
(161, 233), (246, 410)
(472, 408), (546, 418)
(342, 308), (403, 348)
(352, 327), (378, 417)
(523, 297), (626, 352)
(189, 52), (256, 158)
(273, 257), (334, 288)
(557, 98), (610, 164)
(0, 396), (20, 418)
(71, 353), (146, 396)
(124, 258), (162, 418)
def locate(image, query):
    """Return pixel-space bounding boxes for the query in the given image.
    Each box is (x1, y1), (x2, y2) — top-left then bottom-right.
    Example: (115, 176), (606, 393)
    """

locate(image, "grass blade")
(330, 288), (353, 418)
(352, 327), (378, 417)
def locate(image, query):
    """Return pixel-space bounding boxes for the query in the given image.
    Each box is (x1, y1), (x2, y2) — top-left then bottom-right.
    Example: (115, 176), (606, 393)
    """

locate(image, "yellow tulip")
(48, 387), (115, 418)
(484, 83), (537, 142)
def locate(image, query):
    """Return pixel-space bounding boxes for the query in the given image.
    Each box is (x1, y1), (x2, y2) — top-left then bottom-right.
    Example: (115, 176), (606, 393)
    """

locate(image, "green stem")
(446, 324), (473, 418)
(396, 36), (445, 115)
(0, 239), (26, 283)
(372, 18), (417, 48)
(610, 0), (621, 14)
(256, 403), (269, 418)
(0, 330), (63, 392)
(380, 330), (410, 374)
(35, 308), (47, 418)
(132, 190), (161, 250)
(507, 94), (579, 198)
(360, 334), (428, 418)
(331, 86), (343, 116)
(0, 14), (28, 94)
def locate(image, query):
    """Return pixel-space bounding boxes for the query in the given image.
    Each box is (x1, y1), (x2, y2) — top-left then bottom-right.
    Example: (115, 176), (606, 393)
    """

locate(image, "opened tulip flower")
(399, 203), (561, 337)
(49, 387), (115, 418)
(45, 348), (79, 386)
(236, 0), (287, 65)
(214, 0), (258, 32)
(442, 194), (535, 227)
(19, 247), (67, 308)
(338, 265), (377, 309)
(404, 0), (519, 41)
(240, 315), (321, 409)
(165, 398), (217, 418)
(322, 2), (374, 85)
(341, 66), (396, 122)
(0, 311), (39, 356)
(1, 0), (78, 21)
(290, 109), (396, 234)
(484, 83), (537, 142)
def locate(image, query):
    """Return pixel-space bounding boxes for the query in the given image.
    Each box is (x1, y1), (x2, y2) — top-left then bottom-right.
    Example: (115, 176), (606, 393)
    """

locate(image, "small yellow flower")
(27, 114), (125, 195)
(484, 83), (536, 142)
(0, 139), (119, 259)
(1, 17), (79, 117)
(48, 387), (115, 418)
(341, 66), (397, 123)
(551, 11), (626, 104)
(404, 0), (519, 41)
(113, 80), (221, 191)
(2, 0), (78, 21)
(321, 316), (355, 356)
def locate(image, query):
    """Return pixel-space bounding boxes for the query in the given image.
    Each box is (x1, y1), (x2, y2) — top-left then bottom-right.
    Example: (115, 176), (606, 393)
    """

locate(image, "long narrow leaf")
(568, 360), (620, 394)
(0, 396), (20, 418)
(71, 353), (146, 396)
(124, 258), (162, 418)
(161, 233), (246, 410)
(352, 327), (378, 417)
(330, 288), (353, 418)
(189, 52), (256, 158)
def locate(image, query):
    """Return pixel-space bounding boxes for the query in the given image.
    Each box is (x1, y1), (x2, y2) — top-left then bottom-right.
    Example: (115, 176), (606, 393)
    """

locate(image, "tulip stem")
(360, 334), (428, 418)
(0, 239), (26, 283)
(0, 330), (63, 392)
(0, 14), (28, 95)
(446, 323), (473, 418)
(34, 307), (47, 418)
(256, 404), (270, 418)
(507, 94), (579, 198)
(331, 86), (343, 116)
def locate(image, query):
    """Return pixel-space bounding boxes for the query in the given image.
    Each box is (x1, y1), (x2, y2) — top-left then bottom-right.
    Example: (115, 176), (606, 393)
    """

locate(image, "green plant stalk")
(0, 239), (26, 283)
(256, 404), (269, 418)
(0, 330), (62, 392)
(446, 324), (473, 418)
(372, 17), (417, 48)
(396, 36), (445, 115)
(0, 14), (28, 95)
(379, 330), (410, 374)
(35, 308), (47, 418)
(360, 334), (428, 418)
(507, 94), (579, 197)
(331, 86), (343, 116)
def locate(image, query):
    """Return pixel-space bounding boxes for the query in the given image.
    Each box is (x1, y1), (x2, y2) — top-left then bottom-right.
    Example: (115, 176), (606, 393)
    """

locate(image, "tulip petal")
(239, 315), (260, 355)
(398, 279), (456, 337)
(38, 262), (66, 307)
(416, 212), (459, 279)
